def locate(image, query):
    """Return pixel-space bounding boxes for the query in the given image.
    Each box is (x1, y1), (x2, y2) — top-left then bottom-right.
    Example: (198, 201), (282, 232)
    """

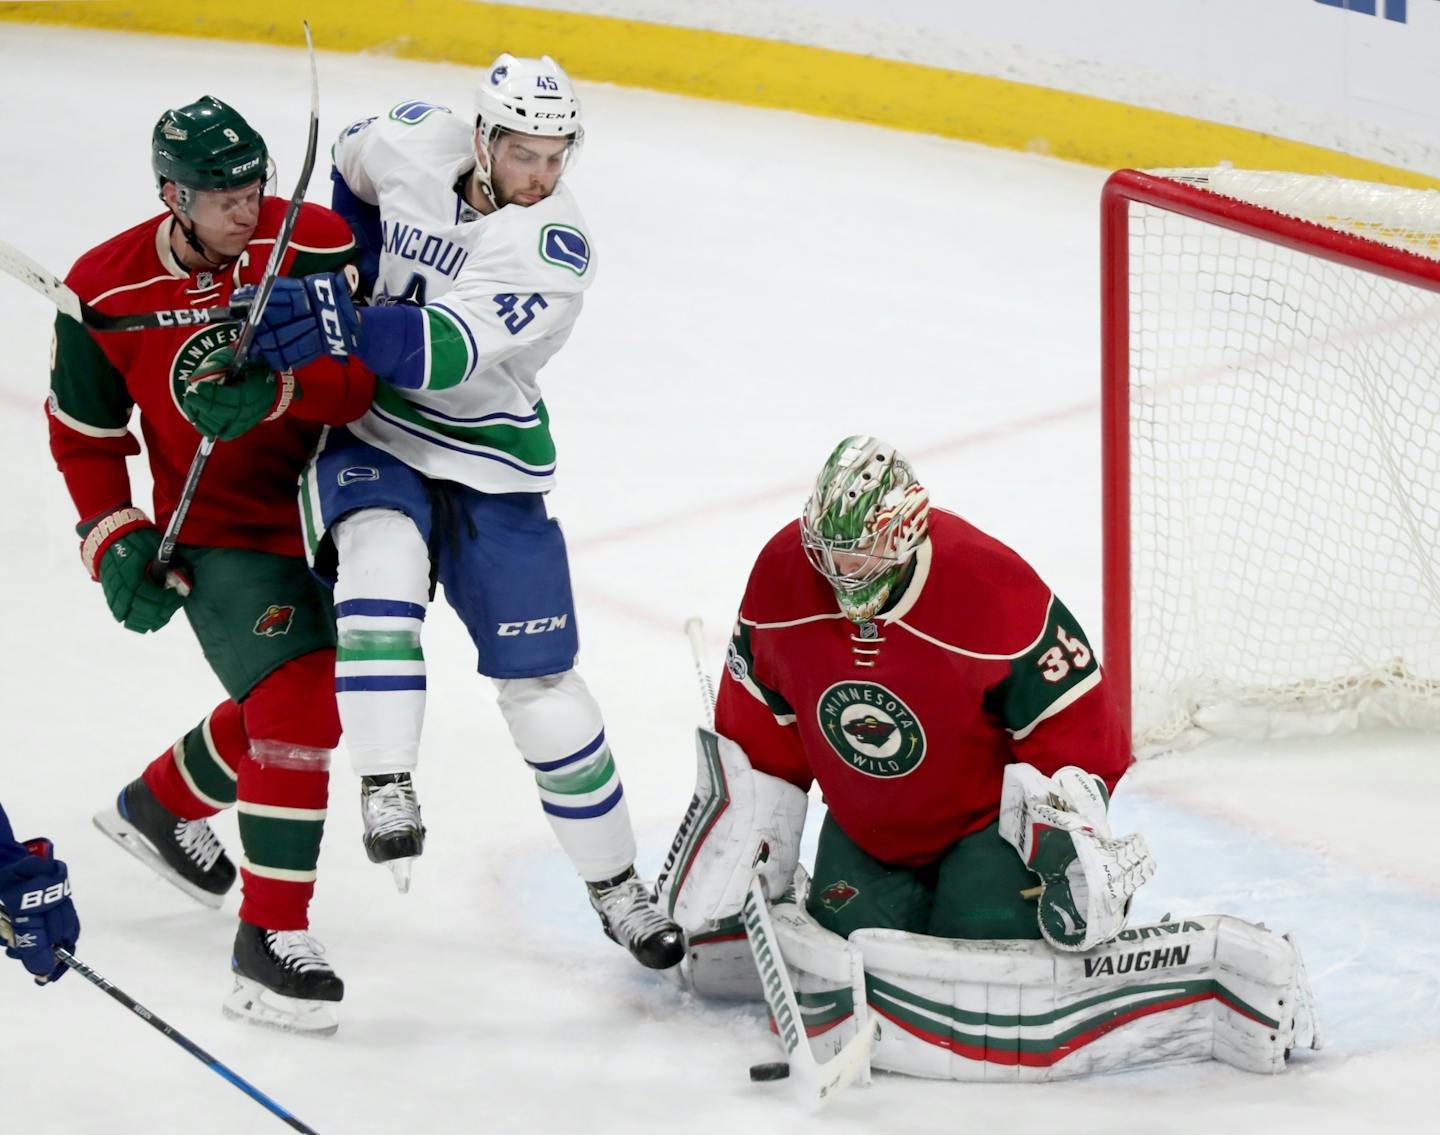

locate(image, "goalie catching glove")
(999, 763), (1155, 951)
(77, 505), (191, 634)
(181, 344), (295, 441)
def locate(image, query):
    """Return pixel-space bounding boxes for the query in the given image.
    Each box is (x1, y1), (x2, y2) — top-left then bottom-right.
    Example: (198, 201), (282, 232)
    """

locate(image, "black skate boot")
(92, 778), (235, 908)
(223, 920), (344, 1036)
(360, 773), (425, 894)
(587, 867), (685, 970)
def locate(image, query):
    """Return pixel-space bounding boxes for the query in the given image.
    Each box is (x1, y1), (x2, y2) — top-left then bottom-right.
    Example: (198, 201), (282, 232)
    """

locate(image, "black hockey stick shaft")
(154, 20), (321, 570)
(0, 239), (248, 330)
(56, 950), (322, 1133)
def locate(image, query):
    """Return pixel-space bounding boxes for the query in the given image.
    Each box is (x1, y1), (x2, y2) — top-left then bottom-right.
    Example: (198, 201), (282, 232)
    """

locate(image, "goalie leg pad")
(848, 913), (1317, 1081)
(656, 727), (807, 931)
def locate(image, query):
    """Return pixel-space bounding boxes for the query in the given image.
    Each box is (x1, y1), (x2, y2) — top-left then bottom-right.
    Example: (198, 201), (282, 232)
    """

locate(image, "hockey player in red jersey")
(663, 435), (1151, 953)
(46, 96), (374, 1035)
(661, 438), (1321, 1082)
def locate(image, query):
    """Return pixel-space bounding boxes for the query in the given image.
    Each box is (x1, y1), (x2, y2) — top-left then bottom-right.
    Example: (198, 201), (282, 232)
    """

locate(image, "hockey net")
(1102, 167), (1440, 755)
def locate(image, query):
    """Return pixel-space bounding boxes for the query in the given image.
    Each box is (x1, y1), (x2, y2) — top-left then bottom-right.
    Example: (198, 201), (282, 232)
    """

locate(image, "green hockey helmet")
(800, 436), (931, 623)
(152, 96), (269, 214)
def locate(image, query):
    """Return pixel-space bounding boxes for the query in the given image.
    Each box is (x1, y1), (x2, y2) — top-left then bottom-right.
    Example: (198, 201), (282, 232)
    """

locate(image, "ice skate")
(587, 867), (685, 970)
(93, 778), (235, 908)
(223, 920), (344, 1037)
(360, 773), (425, 894)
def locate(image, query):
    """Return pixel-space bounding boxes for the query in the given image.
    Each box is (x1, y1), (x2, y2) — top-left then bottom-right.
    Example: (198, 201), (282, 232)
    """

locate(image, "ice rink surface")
(1, 24), (1436, 1134)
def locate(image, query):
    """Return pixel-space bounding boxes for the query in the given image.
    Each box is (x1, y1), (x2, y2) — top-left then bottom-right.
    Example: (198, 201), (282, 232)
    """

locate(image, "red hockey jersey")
(713, 508), (1132, 867)
(47, 200), (373, 555)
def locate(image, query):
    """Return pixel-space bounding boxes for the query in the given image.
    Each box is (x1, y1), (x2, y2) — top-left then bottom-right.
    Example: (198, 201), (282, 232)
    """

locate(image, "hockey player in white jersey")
(243, 54), (684, 970)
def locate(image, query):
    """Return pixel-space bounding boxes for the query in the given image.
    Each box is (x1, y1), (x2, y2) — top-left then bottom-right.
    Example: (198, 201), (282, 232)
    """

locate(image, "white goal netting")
(1117, 168), (1440, 753)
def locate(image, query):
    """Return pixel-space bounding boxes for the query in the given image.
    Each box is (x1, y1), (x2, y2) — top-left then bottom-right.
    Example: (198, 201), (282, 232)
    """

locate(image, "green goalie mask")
(152, 96), (270, 215)
(800, 436), (931, 623)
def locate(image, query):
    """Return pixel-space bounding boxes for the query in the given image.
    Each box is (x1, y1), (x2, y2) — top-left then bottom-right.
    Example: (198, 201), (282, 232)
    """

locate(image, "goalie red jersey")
(46, 199), (373, 553)
(714, 508), (1131, 867)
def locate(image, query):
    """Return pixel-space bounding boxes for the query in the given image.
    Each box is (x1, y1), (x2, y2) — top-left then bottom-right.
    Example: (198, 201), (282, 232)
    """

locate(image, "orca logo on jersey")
(816, 681), (926, 778)
(169, 325), (240, 415)
(337, 466), (381, 487)
(539, 224), (590, 276)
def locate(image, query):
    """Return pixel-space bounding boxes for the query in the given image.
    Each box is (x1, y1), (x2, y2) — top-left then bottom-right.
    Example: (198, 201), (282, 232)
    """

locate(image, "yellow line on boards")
(2, 0), (1435, 187)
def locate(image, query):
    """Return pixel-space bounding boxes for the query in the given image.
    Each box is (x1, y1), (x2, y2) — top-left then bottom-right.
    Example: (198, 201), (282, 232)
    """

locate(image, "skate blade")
(222, 975), (339, 1038)
(91, 807), (225, 910)
(387, 858), (414, 894)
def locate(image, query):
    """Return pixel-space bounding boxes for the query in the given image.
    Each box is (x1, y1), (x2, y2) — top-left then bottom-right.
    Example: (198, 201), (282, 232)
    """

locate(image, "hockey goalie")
(658, 435), (1320, 1083)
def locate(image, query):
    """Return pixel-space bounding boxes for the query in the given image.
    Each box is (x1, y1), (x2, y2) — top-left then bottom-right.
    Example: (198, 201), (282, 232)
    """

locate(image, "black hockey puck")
(749, 1061), (790, 1082)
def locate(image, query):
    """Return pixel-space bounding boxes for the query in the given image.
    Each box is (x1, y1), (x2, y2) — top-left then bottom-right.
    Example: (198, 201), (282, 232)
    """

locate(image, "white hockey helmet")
(474, 53), (584, 198)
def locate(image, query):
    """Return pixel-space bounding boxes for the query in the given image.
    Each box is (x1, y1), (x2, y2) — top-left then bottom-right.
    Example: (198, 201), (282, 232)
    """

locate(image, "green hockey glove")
(181, 344), (295, 441)
(77, 506), (192, 634)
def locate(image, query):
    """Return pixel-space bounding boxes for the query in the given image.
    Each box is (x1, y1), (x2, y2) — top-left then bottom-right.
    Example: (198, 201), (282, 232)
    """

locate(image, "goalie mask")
(801, 436), (931, 623)
(473, 53), (584, 205)
(152, 96), (272, 217)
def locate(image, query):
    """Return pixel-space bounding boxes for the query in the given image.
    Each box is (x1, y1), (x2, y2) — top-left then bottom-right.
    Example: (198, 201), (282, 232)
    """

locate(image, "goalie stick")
(154, 20), (321, 570)
(56, 949), (323, 1133)
(0, 240), (247, 330)
(682, 617), (877, 1106)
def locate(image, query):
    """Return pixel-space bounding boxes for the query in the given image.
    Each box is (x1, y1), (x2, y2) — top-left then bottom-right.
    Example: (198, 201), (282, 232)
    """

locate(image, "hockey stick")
(153, 20), (320, 571)
(56, 949), (323, 1133)
(0, 239), (247, 331)
(741, 879), (878, 1107)
(682, 617), (877, 1106)
(684, 616), (717, 727)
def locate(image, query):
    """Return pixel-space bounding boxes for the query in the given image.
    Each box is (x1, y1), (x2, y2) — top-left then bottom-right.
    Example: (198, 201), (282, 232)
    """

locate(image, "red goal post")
(1101, 168), (1440, 754)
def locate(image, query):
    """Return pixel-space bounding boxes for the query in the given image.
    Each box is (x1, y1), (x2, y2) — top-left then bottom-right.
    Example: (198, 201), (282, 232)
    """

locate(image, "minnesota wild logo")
(253, 604), (295, 637)
(816, 681), (925, 778)
(169, 324), (240, 414)
(817, 879), (860, 913)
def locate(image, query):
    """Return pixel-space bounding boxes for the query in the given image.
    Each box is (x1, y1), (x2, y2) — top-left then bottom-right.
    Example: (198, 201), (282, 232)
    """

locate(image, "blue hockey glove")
(236, 272), (361, 373)
(0, 840), (79, 984)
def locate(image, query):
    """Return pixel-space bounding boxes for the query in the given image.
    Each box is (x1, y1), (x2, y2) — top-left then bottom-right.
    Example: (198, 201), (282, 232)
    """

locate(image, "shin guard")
(236, 653), (338, 930)
(142, 699), (247, 818)
(495, 669), (636, 881)
(333, 508), (430, 776)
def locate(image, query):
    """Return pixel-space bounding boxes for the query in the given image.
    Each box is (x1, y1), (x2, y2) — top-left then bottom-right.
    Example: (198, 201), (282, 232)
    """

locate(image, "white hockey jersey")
(332, 101), (595, 492)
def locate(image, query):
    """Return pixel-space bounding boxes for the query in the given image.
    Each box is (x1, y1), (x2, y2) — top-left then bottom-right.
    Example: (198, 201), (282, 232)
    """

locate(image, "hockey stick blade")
(742, 877), (875, 1108)
(0, 238), (246, 331)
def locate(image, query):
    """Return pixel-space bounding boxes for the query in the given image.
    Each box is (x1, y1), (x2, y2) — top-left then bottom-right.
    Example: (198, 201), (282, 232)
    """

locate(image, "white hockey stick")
(742, 876), (878, 1107)
(684, 617), (876, 1105)
(0, 239), (249, 330)
(684, 616), (717, 727)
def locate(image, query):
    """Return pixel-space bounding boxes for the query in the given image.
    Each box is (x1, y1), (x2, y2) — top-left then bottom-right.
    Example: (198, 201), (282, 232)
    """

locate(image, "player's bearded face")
(489, 134), (574, 207)
(180, 181), (263, 257)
